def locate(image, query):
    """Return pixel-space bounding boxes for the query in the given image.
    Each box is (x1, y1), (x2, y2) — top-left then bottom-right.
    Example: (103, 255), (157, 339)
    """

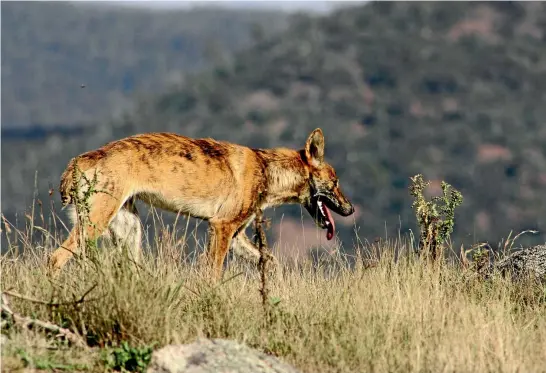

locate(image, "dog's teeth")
(317, 200), (327, 217)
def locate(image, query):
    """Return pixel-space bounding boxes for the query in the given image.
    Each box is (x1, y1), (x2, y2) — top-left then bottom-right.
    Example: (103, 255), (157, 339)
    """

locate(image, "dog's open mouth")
(317, 198), (335, 241)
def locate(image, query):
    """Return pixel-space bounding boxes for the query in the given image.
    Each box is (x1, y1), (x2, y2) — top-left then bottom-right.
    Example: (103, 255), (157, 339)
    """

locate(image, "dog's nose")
(343, 204), (355, 216)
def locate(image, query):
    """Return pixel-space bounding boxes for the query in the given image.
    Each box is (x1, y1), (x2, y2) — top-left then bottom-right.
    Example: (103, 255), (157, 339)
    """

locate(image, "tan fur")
(49, 129), (354, 280)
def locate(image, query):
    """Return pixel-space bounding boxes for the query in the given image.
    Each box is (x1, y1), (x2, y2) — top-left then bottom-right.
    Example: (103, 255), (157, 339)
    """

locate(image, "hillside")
(1, 1), (289, 127)
(3, 1), (546, 255)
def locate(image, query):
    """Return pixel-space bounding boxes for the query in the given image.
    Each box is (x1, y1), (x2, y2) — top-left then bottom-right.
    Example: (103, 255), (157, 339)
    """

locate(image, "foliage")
(101, 341), (156, 373)
(2, 218), (546, 373)
(409, 174), (463, 261)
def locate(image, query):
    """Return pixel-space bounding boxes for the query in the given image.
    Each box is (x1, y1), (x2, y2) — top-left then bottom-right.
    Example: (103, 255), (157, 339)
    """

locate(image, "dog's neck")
(254, 148), (310, 209)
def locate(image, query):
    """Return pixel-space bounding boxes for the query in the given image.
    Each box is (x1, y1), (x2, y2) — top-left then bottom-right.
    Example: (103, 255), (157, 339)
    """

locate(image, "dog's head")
(301, 128), (354, 240)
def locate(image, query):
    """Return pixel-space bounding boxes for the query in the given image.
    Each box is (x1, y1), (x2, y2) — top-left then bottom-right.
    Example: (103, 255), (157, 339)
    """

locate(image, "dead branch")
(1, 293), (86, 348)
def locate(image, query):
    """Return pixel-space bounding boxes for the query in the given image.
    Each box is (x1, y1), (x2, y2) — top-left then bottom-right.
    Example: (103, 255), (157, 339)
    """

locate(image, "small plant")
(101, 341), (156, 373)
(409, 174), (463, 263)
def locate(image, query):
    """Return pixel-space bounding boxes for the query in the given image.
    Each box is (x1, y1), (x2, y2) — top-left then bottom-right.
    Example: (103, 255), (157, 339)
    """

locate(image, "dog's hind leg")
(102, 197), (143, 263)
(49, 192), (125, 272)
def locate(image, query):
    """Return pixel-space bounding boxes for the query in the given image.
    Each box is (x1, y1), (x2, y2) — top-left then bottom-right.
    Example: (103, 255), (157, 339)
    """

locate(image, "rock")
(146, 338), (301, 373)
(494, 244), (546, 282)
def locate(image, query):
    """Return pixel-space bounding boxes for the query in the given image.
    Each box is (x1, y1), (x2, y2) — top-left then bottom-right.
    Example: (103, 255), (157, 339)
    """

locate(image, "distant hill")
(3, 1), (546, 255)
(115, 1), (546, 249)
(1, 1), (289, 127)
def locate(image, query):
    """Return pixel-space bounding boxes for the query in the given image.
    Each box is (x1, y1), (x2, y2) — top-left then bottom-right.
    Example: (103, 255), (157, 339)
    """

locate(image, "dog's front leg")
(206, 221), (238, 280)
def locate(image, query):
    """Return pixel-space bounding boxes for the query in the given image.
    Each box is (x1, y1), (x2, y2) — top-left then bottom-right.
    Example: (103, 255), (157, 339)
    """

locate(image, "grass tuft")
(1, 179), (545, 372)
(2, 224), (545, 372)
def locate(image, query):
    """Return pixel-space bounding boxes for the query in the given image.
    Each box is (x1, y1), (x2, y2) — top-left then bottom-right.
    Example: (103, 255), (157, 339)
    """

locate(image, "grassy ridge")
(2, 218), (545, 372)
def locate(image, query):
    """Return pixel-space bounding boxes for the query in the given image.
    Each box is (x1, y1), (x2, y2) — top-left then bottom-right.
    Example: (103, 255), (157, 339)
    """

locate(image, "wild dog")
(48, 128), (354, 279)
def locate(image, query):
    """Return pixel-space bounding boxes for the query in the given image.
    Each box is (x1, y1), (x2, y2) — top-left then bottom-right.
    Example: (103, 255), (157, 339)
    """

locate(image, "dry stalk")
(254, 208), (270, 320)
(2, 283), (98, 307)
(1, 293), (87, 348)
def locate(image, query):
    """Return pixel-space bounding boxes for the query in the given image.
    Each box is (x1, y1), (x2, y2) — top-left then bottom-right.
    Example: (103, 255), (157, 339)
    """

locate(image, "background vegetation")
(1, 1), (289, 126)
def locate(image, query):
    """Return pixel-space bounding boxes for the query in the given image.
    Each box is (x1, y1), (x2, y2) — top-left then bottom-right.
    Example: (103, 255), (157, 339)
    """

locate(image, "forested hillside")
(3, 1), (546, 255)
(1, 1), (289, 127)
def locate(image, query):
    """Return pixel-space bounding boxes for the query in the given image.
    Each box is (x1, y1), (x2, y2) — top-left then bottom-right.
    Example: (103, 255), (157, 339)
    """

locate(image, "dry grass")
(1, 210), (546, 373)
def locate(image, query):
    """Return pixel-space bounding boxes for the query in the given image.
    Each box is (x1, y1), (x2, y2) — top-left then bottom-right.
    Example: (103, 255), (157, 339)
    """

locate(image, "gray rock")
(146, 338), (301, 373)
(494, 244), (546, 282)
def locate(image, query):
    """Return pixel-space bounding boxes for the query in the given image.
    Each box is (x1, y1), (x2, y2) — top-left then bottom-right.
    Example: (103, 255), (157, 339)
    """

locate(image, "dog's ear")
(305, 128), (325, 166)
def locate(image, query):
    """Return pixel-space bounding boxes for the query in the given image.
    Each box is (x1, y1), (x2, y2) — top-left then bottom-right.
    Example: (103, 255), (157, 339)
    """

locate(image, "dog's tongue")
(324, 205), (335, 241)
